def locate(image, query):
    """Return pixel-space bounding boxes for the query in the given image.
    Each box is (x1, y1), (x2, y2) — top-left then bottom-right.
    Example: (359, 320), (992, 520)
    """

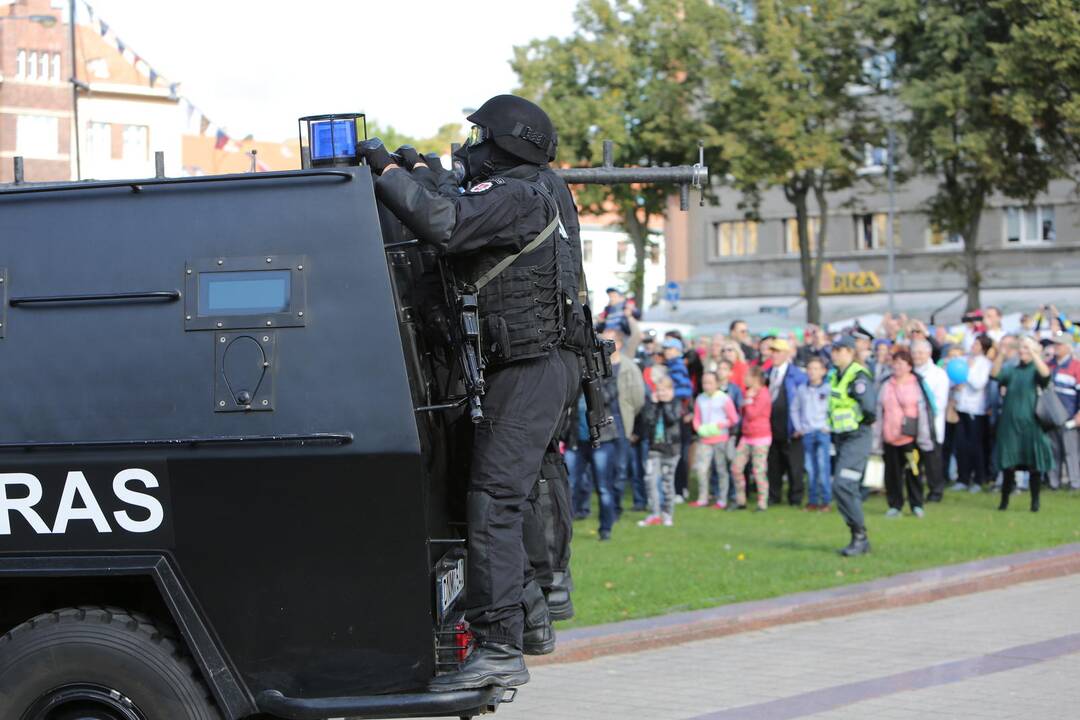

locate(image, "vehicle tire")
(0, 606), (222, 720)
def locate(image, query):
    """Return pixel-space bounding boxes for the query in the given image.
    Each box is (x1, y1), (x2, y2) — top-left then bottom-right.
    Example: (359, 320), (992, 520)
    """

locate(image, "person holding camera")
(992, 336), (1053, 510)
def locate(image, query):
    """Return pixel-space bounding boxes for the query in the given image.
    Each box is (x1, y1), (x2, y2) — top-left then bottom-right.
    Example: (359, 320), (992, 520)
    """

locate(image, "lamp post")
(68, 0), (81, 180)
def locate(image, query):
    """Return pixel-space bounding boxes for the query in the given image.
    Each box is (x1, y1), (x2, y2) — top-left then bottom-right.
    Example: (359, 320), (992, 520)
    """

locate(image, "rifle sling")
(473, 212), (560, 291)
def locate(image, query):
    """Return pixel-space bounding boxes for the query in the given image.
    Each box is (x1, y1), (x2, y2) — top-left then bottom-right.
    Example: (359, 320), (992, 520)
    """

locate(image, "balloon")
(946, 357), (969, 385)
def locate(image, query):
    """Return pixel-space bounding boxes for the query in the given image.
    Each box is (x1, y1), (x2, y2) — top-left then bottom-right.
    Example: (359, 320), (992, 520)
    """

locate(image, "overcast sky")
(85, 0), (580, 142)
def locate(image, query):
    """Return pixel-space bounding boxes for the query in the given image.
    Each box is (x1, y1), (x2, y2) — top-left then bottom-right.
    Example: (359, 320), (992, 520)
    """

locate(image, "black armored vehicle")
(0, 123), (506, 719)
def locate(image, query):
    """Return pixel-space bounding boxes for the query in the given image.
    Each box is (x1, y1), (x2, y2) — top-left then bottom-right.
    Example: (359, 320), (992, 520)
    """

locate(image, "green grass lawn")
(560, 489), (1080, 629)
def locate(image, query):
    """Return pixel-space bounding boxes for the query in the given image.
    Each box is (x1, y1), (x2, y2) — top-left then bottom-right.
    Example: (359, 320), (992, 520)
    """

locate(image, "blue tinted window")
(199, 270), (291, 316)
(310, 119), (357, 160)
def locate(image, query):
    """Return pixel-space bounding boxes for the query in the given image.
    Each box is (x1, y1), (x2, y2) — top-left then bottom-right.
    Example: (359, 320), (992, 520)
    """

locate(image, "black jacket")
(640, 400), (683, 454)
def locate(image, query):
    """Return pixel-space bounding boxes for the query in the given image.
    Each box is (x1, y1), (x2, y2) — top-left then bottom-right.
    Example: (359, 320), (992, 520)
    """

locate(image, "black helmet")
(467, 95), (557, 164)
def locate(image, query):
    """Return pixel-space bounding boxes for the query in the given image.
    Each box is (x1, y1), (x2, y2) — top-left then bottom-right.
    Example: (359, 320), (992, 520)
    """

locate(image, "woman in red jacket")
(732, 365), (773, 511)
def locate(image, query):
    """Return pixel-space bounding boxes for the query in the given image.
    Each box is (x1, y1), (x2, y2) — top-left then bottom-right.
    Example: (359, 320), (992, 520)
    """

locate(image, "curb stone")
(535, 543), (1080, 666)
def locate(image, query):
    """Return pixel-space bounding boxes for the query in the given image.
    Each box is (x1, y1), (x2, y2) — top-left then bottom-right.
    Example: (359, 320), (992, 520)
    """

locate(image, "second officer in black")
(362, 95), (571, 691)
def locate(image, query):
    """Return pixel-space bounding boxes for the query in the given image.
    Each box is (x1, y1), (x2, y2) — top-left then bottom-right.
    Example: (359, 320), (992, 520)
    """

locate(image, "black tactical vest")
(536, 168), (591, 354)
(468, 177), (564, 367)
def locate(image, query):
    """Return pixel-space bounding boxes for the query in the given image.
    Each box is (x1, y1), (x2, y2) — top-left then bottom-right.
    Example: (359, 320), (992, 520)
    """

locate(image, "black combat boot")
(522, 581), (555, 655)
(999, 472), (1014, 511)
(429, 642), (530, 692)
(546, 569), (575, 621)
(1030, 472), (1041, 512)
(839, 527), (870, 557)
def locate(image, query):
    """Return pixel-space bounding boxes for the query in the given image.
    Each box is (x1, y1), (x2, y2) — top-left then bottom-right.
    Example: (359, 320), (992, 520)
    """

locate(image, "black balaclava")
(453, 139), (524, 183)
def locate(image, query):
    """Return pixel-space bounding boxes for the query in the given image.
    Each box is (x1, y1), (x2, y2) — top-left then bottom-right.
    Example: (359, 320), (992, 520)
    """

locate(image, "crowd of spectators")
(564, 292), (1080, 540)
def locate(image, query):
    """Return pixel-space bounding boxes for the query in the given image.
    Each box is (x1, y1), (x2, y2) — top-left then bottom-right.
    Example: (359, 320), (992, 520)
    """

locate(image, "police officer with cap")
(829, 334), (877, 556)
(360, 95), (579, 691)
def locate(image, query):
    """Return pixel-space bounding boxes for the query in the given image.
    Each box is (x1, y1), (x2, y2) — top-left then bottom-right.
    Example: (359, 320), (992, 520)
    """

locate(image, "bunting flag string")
(79, 0), (252, 150)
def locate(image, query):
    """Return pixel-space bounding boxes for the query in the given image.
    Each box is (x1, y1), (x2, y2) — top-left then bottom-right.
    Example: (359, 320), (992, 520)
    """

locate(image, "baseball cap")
(771, 338), (791, 352)
(833, 335), (858, 351)
(1052, 331), (1073, 347)
(662, 338), (684, 353)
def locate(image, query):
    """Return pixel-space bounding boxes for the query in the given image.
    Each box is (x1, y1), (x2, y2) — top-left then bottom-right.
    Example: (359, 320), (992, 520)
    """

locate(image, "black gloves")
(394, 145), (425, 170)
(358, 138), (395, 174)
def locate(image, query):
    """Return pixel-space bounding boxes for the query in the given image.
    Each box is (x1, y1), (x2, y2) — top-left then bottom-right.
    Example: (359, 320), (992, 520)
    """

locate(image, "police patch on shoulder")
(853, 380), (868, 395)
(467, 177), (506, 194)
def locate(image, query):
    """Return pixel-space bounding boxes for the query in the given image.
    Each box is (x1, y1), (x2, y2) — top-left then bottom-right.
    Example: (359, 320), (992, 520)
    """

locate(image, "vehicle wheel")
(0, 606), (222, 720)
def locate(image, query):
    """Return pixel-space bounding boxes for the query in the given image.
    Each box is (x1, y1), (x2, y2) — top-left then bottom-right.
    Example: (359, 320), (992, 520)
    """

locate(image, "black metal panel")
(0, 169), (438, 702)
(214, 331), (275, 412)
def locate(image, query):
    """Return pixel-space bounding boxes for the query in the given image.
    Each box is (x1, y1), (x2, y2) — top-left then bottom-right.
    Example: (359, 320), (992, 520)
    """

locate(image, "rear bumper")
(256, 686), (513, 719)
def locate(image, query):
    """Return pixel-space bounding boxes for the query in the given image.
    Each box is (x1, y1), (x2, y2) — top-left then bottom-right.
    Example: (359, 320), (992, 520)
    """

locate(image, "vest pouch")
(483, 314), (512, 364)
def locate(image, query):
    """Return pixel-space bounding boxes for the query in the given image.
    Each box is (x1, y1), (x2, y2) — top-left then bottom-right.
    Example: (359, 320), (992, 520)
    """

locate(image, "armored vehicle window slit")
(199, 271), (291, 316)
(184, 255), (307, 331)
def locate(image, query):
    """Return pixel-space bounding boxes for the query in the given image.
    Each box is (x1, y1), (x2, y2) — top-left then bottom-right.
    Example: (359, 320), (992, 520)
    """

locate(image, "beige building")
(1, 0), (185, 183)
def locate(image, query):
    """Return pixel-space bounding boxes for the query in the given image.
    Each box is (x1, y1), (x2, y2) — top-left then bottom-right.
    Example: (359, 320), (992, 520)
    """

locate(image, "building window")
(87, 122), (112, 164)
(716, 220), (758, 257)
(15, 115), (59, 158)
(616, 240), (629, 265)
(582, 239), (593, 263)
(27, 51), (38, 80)
(123, 125), (149, 162)
(784, 217), (820, 254)
(15, 50), (26, 79)
(52, 52), (62, 82)
(927, 224), (963, 248)
(1005, 206), (1055, 244)
(854, 212), (898, 250)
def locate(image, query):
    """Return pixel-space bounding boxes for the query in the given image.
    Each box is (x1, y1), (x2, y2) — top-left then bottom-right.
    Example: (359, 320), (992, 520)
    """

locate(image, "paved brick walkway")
(479, 573), (1080, 719)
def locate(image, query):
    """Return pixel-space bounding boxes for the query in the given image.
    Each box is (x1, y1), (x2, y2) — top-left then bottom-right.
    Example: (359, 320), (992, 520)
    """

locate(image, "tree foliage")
(712, 0), (874, 324)
(512, 0), (724, 303)
(872, 0), (1077, 310)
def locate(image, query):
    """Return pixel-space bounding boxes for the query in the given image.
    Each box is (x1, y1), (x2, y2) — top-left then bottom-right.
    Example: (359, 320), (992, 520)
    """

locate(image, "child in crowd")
(732, 365), (772, 511)
(691, 371), (740, 508)
(638, 376), (682, 527)
(793, 357), (832, 511)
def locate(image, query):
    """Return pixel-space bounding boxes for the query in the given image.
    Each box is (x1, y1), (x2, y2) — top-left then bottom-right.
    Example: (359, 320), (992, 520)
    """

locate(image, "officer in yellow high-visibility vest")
(829, 335), (877, 556)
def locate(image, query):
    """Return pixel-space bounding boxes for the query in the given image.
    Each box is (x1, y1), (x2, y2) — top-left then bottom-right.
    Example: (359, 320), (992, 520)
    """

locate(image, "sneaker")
(885, 508), (902, 518)
(803, 504), (818, 512)
(598, 531), (611, 541)
(661, 513), (674, 527)
(968, 484), (982, 494)
(913, 506), (925, 518)
(950, 482), (968, 492)
(636, 515), (662, 527)
(818, 504), (832, 512)
(673, 494), (685, 505)
(755, 503), (768, 512)
(689, 500), (710, 508)
(713, 501), (728, 510)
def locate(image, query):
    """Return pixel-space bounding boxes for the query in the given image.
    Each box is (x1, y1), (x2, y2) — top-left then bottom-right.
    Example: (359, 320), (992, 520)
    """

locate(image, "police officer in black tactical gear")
(361, 95), (581, 691)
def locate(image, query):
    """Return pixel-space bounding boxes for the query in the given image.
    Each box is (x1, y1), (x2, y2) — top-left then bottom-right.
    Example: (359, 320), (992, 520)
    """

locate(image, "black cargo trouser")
(466, 350), (568, 649)
(921, 444), (945, 501)
(767, 435), (805, 506)
(523, 349), (579, 590)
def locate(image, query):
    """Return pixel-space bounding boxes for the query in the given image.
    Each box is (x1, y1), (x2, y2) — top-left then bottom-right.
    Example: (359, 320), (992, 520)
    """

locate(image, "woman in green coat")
(991, 336), (1053, 511)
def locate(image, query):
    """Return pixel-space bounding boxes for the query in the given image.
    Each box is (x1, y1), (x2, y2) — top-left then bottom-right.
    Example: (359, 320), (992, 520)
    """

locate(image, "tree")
(512, 0), (724, 304)
(711, 1), (874, 325)
(873, 0), (1077, 310)
(365, 121), (464, 156)
(989, 0), (1080, 168)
